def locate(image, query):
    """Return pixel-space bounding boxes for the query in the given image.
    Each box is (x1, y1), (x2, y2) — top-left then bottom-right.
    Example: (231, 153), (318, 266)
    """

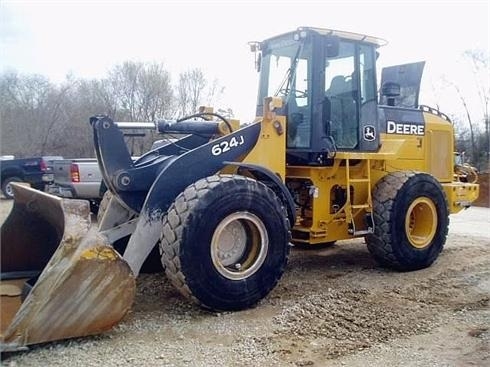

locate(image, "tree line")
(1, 50), (488, 171)
(437, 49), (489, 172)
(0, 62), (226, 158)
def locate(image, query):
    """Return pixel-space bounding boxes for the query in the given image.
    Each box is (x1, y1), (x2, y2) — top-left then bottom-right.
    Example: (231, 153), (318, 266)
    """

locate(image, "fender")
(143, 122), (261, 219)
(225, 162), (296, 226)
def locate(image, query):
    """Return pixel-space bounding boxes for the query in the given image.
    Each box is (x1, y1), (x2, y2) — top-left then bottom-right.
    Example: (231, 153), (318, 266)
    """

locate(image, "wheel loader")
(0, 27), (479, 351)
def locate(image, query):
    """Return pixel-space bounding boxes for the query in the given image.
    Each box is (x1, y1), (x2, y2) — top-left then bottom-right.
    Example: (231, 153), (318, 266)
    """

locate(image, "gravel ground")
(0, 199), (489, 366)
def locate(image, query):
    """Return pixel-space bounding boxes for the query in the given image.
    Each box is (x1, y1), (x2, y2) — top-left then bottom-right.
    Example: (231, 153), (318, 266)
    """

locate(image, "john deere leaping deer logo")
(363, 125), (376, 141)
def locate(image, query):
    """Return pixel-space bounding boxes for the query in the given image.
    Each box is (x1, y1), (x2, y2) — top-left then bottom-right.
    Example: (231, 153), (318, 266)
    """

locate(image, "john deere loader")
(0, 27), (479, 351)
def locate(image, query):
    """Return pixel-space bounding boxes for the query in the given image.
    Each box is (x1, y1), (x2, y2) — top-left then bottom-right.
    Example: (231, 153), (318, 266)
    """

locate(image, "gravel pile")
(1, 207), (489, 366)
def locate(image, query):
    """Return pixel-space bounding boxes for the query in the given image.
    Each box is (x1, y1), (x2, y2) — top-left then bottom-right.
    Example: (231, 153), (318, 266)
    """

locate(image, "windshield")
(258, 36), (312, 149)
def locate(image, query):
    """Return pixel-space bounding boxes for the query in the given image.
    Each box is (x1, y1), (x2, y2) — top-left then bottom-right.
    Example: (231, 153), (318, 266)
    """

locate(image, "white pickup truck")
(46, 158), (104, 212)
(46, 139), (168, 211)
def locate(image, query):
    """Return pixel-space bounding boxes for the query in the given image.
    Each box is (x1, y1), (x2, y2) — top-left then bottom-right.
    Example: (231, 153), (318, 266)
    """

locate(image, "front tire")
(2, 176), (22, 199)
(160, 175), (290, 311)
(366, 172), (449, 271)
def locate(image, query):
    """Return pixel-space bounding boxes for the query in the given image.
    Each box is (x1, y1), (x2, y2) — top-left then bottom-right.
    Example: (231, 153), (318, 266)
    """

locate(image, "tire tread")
(366, 171), (448, 271)
(160, 174), (290, 309)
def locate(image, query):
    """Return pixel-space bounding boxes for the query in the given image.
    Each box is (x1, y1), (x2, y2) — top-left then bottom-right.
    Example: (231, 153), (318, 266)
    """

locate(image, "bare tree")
(177, 68), (207, 117)
(109, 61), (142, 120)
(205, 78), (225, 107)
(106, 61), (175, 155)
(463, 49), (490, 167)
(135, 63), (174, 121)
(62, 78), (119, 157)
(449, 80), (478, 163)
(0, 62), (230, 158)
(0, 72), (75, 157)
(107, 61), (174, 120)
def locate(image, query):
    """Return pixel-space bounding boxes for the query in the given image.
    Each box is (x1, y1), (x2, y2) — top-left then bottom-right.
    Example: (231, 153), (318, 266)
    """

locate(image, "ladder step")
(349, 178), (370, 183)
(352, 229), (374, 236)
(351, 204), (370, 209)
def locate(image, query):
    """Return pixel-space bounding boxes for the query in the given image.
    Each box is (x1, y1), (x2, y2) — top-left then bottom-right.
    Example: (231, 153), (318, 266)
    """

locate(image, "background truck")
(0, 155), (62, 199)
(46, 158), (104, 212)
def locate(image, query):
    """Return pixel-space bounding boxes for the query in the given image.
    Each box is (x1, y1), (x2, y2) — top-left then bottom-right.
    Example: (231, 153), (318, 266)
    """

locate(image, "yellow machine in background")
(0, 27), (479, 351)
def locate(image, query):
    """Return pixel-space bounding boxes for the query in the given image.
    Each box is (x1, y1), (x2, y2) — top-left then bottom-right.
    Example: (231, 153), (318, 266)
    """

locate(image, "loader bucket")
(0, 184), (136, 352)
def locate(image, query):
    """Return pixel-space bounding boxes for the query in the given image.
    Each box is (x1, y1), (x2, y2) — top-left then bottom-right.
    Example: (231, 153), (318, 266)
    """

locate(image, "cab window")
(325, 42), (357, 149)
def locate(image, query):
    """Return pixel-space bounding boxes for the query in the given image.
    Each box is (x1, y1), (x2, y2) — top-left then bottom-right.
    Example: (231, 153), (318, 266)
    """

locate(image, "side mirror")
(325, 36), (340, 58)
(248, 41), (262, 72)
(381, 82), (401, 106)
(256, 52), (262, 72)
(381, 82), (401, 97)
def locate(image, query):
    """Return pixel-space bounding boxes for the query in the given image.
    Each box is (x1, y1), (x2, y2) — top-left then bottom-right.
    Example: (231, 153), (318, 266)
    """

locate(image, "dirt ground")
(0, 198), (489, 367)
(475, 172), (490, 208)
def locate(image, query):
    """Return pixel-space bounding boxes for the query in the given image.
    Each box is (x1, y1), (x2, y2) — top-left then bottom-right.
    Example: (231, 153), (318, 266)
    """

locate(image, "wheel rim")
(5, 183), (14, 197)
(405, 197), (438, 249)
(211, 211), (268, 280)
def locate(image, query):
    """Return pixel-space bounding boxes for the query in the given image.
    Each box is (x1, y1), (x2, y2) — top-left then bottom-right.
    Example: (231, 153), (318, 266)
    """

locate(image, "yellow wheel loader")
(0, 27), (479, 351)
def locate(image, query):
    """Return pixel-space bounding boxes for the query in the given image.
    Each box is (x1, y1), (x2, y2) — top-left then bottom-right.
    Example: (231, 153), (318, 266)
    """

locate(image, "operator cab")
(254, 27), (385, 165)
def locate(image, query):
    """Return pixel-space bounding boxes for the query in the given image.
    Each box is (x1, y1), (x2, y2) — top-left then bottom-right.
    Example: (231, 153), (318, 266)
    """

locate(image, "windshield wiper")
(274, 44), (303, 97)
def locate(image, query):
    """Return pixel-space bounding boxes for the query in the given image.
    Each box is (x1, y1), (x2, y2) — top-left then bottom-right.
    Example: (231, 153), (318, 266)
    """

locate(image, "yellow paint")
(286, 160), (375, 243)
(241, 97), (286, 181)
(404, 197), (437, 248)
(218, 119), (240, 135)
(423, 112), (455, 182)
(219, 98), (479, 245)
(442, 181), (480, 214)
(81, 247), (118, 261)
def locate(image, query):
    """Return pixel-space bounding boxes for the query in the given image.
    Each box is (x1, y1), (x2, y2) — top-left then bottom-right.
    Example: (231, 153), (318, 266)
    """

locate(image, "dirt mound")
(474, 172), (490, 207)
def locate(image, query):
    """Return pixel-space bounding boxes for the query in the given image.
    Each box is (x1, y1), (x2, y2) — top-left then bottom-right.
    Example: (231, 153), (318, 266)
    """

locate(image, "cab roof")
(262, 26), (387, 47)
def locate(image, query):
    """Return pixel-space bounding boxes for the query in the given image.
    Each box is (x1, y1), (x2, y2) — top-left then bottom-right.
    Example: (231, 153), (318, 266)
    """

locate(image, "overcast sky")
(1, 0), (488, 122)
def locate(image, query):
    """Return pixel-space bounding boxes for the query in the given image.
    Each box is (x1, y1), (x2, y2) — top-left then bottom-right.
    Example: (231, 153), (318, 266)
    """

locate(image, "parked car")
(0, 156), (63, 199)
(46, 158), (104, 212)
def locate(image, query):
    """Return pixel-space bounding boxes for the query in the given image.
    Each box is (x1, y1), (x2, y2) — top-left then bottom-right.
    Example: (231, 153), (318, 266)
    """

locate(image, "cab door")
(324, 41), (380, 152)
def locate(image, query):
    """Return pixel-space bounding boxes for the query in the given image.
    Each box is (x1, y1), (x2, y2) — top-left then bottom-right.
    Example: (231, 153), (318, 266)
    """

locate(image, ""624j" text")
(211, 135), (245, 156)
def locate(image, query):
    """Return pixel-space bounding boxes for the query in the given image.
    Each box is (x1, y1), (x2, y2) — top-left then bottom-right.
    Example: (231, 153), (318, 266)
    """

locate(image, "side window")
(358, 44), (378, 149)
(325, 42), (357, 149)
(287, 57), (310, 149)
(359, 44), (376, 104)
(266, 53), (310, 149)
(267, 56), (291, 97)
(286, 45), (311, 149)
(294, 59), (308, 107)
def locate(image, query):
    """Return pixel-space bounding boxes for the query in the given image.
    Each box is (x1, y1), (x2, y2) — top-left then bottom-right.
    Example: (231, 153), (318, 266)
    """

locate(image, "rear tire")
(366, 172), (449, 271)
(2, 176), (22, 199)
(160, 175), (290, 311)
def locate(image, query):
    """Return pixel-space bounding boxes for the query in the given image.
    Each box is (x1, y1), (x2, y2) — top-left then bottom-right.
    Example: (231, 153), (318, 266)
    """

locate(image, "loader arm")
(120, 122), (262, 276)
(91, 116), (209, 212)
(91, 115), (262, 275)
(91, 116), (259, 214)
